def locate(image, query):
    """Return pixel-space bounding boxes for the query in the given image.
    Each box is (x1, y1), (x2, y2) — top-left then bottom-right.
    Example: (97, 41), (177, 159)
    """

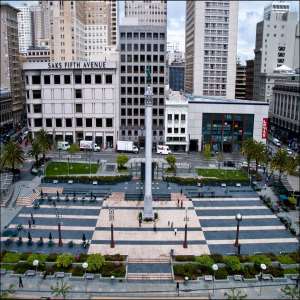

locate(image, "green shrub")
(87, 254), (105, 272)
(104, 254), (126, 261)
(43, 175), (131, 184)
(27, 253), (48, 267)
(0, 264), (14, 271)
(249, 255), (272, 268)
(56, 253), (74, 268)
(14, 262), (29, 274)
(242, 265), (257, 278)
(100, 262), (126, 277)
(264, 253), (277, 261)
(19, 253), (31, 261)
(173, 263), (200, 279)
(289, 252), (300, 263)
(47, 253), (58, 262)
(71, 266), (84, 276)
(283, 268), (299, 275)
(223, 256), (241, 272)
(210, 254), (224, 263)
(2, 252), (21, 263)
(268, 266), (284, 277)
(195, 255), (214, 268)
(215, 268), (228, 279)
(276, 255), (296, 265)
(175, 256), (195, 262)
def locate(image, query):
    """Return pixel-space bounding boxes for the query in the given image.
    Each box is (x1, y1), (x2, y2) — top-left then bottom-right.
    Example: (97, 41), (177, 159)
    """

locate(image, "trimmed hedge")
(164, 176), (249, 186)
(43, 175), (132, 184)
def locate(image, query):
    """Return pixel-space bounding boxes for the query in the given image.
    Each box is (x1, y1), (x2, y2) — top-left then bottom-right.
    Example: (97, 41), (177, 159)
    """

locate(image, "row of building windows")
(167, 114), (186, 121)
(120, 118), (164, 127)
(121, 65), (164, 74)
(121, 108), (164, 116)
(121, 43), (165, 52)
(167, 127), (186, 134)
(26, 74), (113, 85)
(29, 117), (113, 128)
(120, 32), (165, 40)
(120, 87), (164, 95)
(121, 76), (164, 84)
(121, 54), (165, 63)
(121, 129), (164, 137)
(121, 97), (164, 106)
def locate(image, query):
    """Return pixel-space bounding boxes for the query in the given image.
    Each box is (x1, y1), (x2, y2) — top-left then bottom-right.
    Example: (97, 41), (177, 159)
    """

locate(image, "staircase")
(127, 257), (173, 281)
(40, 187), (64, 194)
(16, 190), (40, 206)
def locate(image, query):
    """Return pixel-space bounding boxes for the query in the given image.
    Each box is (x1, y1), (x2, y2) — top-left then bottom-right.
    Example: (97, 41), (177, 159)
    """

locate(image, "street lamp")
(183, 207), (189, 248)
(260, 263), (266, 296)
(212, 264), (218, 295)
(82, 262), (88, 277)
(33, 259), (39, 273)
(109, 208), (115, 248)
(56, 208), (63, 246)
(234, 213), (242, 255)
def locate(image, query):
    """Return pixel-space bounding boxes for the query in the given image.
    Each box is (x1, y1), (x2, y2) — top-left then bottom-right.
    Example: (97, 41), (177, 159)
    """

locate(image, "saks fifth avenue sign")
(47, 61), (107, 70)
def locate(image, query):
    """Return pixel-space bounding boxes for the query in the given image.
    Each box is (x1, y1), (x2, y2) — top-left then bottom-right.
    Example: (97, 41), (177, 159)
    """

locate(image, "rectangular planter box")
(215, 278), (230, 283)
(272, 277), (287, 282)
(280, 263), (299, 269)
(243, 278), (258, 283)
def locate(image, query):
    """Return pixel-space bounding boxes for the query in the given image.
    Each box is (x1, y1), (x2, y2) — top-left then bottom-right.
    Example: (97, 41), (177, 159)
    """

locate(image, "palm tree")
(36, 129), (51, 162)
(50, 280), (72, 300)
(271, 149), (290, 180)
(241, 139), (256, 174)
(252, 141), (267, 173)
(224, 288), (247, 300)
(281, 285), (299, 300)
(29, 140), (42, 167)
(1, 141), (24, 177)
(0, 283), (16, 299)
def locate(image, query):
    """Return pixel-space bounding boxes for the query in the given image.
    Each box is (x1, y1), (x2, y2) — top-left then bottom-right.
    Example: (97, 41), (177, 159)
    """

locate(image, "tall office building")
(253, 1), (298, 101)
(17, 5), (33, 53)
(235, 63), (246, 99)
(245, 59), (254, 100)
(0, 4), (24, 126)
(185, 1), (238, 99)
(119, 25), (167, 146)
(125, 0), (167, 25)
(48, 0), (117, 61)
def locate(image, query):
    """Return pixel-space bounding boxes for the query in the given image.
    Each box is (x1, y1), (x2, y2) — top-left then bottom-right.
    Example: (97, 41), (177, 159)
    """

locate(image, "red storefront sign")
(262, 118), (268, 139)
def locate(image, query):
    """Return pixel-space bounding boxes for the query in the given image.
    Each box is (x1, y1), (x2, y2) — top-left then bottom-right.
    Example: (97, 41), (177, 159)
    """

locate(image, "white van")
(272, 138), (281, 147)
(57, 141), (70, 151)
(156, 145), (171, 155)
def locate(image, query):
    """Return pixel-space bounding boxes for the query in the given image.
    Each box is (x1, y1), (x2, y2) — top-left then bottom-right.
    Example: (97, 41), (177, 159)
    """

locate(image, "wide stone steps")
(16, 192), (40, 206)
(128, 257), (170, 264)
(40, 186), (64, 194)
(127, 273), (173, 281)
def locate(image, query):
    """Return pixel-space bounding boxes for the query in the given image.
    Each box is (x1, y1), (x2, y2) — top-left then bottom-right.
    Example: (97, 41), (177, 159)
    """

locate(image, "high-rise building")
(48, 0), (117, 61)
(17, 5), (33, 54)
(169, 62), (185, 91)
(185, 1), (238, 99)
(245, 59), (254, 100)
(0, 4), (24, 126)
(235, 63), (246, 99)
(125, 0), (167, 25)
(253, 1), (298, 102)
(119, 25), (167, 147)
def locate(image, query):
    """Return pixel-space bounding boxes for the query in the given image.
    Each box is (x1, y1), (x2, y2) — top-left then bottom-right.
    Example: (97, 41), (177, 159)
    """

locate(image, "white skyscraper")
(184, 1), (239, 99)
(17, 5), (33, 53)
(125, 0), (167, 26)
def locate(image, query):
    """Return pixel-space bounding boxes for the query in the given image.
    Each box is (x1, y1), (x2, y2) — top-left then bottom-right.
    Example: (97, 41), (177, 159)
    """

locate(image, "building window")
(105, 74), (112, 84)
(96, 118), (102, 127)
(54, 75), (60, 84)
(34, 118), (43, 127)
(181, 114), (186, 121)
(66, 118), (72, 127)
(168, 114), (172, 121)
(174, 128), (178, 134)
(75, 74), (82, 84)
(56, 118), (62, 127)
(46, 118), (52, 127)
(106, 118), (113, 127)
(75, 103), (82, 113)
(75, 89), (82, 98)
(32, 90), (41, 99)
(33, 104), (42, 113)
(27, 104), (30, 113)
(167, 128), (172, 133)
(85, 74), (91, 84)
(32, 75), (41, 84)
(95, 74), (101, 84)
(44, 75), (50, 84)
(86, 118), (92, 127)
(181, 128), (185, 133)
(76, 118), (83, 127)
(64, 75), (71, 84)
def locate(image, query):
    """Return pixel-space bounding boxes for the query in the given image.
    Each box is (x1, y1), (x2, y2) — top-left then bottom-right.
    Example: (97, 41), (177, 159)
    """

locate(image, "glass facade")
(202, 113), (254, 152)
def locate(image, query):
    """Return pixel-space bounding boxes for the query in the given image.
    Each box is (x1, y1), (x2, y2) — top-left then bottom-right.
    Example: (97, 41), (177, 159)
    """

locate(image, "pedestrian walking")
(180, 189), (183, 195)
(28, 220), (31, 229)
(168, 220), (170, 227)
(30, 212), (33, 220)
(153, 222), (157, 232)
(139, 218), (142, 228)
(174, 228), (177, 236)
(177, 199), (180, 207)
(171, 222), (174, 229)
(176, 282), (180, 296)
(180, 200), (183, 208)
(32, 218), (35, 225)
(18, 276), (23, 288)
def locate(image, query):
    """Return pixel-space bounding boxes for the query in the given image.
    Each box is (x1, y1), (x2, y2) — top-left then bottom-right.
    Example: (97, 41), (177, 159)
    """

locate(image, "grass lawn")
(197, 168), (248, 181)
(45, 162), (99, 176)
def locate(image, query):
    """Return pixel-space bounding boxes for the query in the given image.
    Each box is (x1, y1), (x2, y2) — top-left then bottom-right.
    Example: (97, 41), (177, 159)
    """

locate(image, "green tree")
(224, 288), (247, 300)
(241, 139), (256, 173)
(116, 154), (129, 170)
(195, 255), (214, 268)
(166, 154), (176, 171)
(86, 253), (105, 272)
(56, 253), (74, 269)
(252, 141), (267, 173)
(1, 141), (24, 177)
(50, 280), (72, 300)
(29, 140), (42, 167)
(271, 149), (291, 180)
(36, 129), (51, 162)
(223, 256), (241, 272)
(203, 144), (212, 160)
(27, 253), (47, 268)
(281, 285), (300, 300)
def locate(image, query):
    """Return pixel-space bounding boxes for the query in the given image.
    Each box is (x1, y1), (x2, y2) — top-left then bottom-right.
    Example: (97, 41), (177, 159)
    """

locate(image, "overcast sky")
(7, 1), (300, 64)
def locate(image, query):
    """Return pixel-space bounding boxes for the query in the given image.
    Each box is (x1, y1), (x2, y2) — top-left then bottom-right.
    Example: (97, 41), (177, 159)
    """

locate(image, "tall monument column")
(143, 83), (154, 220)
